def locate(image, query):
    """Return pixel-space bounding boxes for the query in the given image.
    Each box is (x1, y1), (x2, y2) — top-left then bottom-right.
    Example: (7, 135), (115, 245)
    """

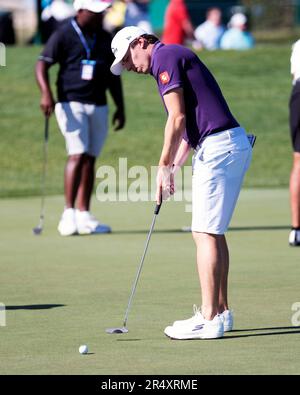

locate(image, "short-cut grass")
(0, 190), (299, 374)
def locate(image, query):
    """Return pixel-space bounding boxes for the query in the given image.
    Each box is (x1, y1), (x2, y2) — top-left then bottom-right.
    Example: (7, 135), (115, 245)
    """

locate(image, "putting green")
(0, 189), (299, 374)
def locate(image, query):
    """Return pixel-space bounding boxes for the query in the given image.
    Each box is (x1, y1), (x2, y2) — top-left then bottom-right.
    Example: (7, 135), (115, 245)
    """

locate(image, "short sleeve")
(38, 30), (62, 65)
(156, 53), (184, 96)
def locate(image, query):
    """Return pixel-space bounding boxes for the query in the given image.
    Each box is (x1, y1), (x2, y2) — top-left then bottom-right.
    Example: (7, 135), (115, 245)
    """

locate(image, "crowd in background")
(162, 0), (254, 50)
(0, 0), (255, 50)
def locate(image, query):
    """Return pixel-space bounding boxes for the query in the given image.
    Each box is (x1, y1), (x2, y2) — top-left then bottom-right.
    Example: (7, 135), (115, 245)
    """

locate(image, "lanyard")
(71, 19), (96, 60)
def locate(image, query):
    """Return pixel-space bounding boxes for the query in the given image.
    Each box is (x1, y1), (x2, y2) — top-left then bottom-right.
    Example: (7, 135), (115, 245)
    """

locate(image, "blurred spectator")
(220, 13), (254, 50)
(0, 10), (15, 45)
(36, 0), (125, 236)
(103, 0), (127, 34)
(162, 0), (194, 45)
(288, 39), (300, 246)
(124, 0), (152, 33)
(41, 0), (76, 43)
(193, 7), (225, 51)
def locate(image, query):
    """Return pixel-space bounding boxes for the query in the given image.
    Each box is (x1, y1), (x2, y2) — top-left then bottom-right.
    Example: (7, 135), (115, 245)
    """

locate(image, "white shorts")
(55, 101), (108, 157)
(192, 127), (252, 235)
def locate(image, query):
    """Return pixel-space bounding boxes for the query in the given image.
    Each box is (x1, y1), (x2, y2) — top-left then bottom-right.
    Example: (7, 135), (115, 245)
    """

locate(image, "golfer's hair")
(130, 34), (159, 49)
(140, 34), (159, 44)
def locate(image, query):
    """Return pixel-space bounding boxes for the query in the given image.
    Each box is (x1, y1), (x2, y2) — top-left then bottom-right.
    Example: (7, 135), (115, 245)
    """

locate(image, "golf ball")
(79, 345), (88, 354)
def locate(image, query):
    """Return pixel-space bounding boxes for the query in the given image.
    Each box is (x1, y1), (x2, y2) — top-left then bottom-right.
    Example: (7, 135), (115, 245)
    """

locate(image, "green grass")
(0, 190), (300, 374)
(0, 44), (294, 197)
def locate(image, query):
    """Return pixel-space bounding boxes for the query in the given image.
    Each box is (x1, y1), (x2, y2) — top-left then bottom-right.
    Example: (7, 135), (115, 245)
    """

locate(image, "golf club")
(106, 199), (162, 334)
(33, 116), (49, 235)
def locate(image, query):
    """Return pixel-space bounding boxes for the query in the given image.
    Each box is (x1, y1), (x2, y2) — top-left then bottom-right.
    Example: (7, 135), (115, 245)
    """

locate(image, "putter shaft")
(123, 212), (158, 328)
(33, 117), (49, 235)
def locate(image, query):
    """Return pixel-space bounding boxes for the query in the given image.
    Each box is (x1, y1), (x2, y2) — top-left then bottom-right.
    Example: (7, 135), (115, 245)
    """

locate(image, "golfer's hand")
(156, 166), (175, 204)
(40, 92), (55, 117)
(112, 108), (125, 131)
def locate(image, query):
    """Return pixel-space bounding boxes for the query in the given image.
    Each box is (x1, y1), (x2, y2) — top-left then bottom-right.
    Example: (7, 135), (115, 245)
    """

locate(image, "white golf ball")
(79, 345), (88, 354)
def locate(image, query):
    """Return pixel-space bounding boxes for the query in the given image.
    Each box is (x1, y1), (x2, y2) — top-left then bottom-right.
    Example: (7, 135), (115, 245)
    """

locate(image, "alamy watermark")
(0, 303), (6, 327)
(0, 42), (6, 67)
(95, 158), (192, 212)
(291, 302), (300, 326)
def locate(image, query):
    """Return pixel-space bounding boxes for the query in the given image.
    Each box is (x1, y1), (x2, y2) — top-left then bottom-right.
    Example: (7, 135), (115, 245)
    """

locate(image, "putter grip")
(154, 201), (162, 215)
(45, 117), (49, 141)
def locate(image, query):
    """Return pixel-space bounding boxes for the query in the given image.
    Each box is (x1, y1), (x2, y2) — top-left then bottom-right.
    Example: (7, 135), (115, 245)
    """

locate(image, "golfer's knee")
(192, 231), (218, 244)
(68, 153), (86, 162)
(293, 154), (300, 170)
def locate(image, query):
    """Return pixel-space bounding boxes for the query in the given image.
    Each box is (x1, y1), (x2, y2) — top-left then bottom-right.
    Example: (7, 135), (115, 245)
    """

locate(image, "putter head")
(33, 226), (43, 235)
(105, 327), (128, 334)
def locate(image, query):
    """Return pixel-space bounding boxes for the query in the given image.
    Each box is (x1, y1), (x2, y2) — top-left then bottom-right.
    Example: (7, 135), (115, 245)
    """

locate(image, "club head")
(33, 226), (43, 235)
(105, 327), (129, 334)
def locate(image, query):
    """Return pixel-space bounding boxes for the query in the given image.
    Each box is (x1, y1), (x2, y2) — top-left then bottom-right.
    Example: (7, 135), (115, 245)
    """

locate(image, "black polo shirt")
(39, 19), (115, 105)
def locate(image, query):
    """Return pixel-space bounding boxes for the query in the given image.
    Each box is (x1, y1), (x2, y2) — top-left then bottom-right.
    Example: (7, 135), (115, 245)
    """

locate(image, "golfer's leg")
(76, 104), (108, 212)
(192, 231), (221, 320)
(218, 234), (229, 313)
(64, 154), (85, 208)
(290, 153), (300, 228)
(55, 102), (89, 209)
(77, 154), (96, 211)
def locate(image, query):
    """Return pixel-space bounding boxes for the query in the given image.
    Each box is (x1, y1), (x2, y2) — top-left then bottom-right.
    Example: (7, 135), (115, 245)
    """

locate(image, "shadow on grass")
(224, 326), (300, 339)
(229, 225), (291, 232)
(112, 229), (184, 235)
(113, 326), (300, 342)
(110, 225), (291, 235)
(116, 339), (142, 342)
(231, 326), (297, 332)
(6, 304), (65, 310)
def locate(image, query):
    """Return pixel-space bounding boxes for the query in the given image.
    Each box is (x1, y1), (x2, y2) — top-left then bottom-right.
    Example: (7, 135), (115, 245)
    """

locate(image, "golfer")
(36, 0), (125, 236)
(110, 26), (253, 340)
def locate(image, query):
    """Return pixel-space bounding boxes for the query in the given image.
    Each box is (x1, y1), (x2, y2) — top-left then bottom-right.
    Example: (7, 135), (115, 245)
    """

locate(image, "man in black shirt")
(36, 0), (125, 236)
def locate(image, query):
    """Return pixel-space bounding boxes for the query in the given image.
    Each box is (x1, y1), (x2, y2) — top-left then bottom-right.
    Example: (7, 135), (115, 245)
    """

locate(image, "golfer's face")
(122, 41), (150, 74)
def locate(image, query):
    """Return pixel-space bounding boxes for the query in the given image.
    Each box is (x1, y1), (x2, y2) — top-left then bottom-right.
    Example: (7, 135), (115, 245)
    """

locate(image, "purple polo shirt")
(150, 42), (239, 148)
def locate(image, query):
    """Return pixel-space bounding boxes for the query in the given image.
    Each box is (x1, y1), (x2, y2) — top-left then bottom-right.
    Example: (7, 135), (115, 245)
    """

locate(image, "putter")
(33, 116), (49, 235)
(106, 199), (162, 334)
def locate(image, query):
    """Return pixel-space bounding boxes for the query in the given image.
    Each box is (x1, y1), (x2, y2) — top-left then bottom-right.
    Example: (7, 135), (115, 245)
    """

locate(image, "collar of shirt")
(150, 41), (164, 75)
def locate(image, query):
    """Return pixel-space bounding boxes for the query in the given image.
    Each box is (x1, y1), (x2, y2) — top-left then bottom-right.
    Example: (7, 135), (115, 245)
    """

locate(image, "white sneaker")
(164, 313), (224, 340)
(57, 208), (77, 236)
(76, 210), (111, 235)
(172, 305), (233, 332)
(172, 304), (203, 327)
(289, 229), (300, 246)
(222, 309), (234, 332)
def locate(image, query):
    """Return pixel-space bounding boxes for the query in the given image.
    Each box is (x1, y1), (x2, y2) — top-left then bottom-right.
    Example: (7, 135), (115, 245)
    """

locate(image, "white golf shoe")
(172, 304), (203, 327)
(76, 210), (111, 235)
(165, 312), (224, 340)
(289, 229), (300, 246)
(222, 309), (234, 332)
(58, 208), (77, 236)
(172, 305), (233, 332)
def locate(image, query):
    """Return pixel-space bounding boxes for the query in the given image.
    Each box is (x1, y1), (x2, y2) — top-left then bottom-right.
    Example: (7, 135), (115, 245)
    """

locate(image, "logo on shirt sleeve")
(159, 71), (170, 85)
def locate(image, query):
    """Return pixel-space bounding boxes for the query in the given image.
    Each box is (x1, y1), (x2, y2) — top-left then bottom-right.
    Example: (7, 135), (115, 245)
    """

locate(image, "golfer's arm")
(159, 88), (186, 167)
(35, 60), (52, 96)
(173, 138), (191, 168)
